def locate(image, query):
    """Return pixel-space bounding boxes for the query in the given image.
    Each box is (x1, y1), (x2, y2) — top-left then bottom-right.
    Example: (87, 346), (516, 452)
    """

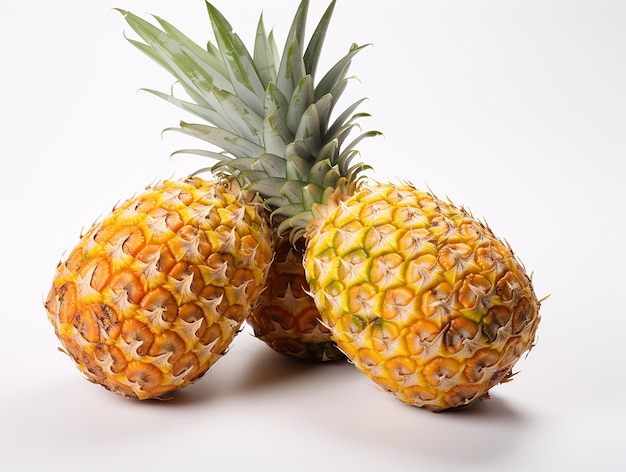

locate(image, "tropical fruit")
(303, 183), (541, 410)
(247, 237), (343, 360)
(45, 177), (273, 399)
(117, 0), (374, 360)
(120, 0), (542, 409)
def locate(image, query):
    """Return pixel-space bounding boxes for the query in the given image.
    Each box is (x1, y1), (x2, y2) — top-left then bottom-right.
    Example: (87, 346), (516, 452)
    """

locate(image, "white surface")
(2, 0), (625, 470)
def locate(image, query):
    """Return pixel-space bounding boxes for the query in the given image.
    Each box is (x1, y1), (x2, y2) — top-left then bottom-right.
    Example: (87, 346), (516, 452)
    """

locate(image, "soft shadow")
(154, 337), (353, 407)
(432, 392), (525, 420)
(34, 336), (350, 409)
(417, 395), (534, 464)
(232, 345), (351, 391)
(325, 392), (535, 465)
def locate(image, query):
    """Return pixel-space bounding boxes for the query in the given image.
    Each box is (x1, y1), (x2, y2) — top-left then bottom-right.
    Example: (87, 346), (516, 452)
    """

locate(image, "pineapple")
(118, 0), (374, 360)
(120, 0), (541, 409)
(303, 184), (541, 410)
(45, 177), (273, 399)
(247, 237), (343, 360)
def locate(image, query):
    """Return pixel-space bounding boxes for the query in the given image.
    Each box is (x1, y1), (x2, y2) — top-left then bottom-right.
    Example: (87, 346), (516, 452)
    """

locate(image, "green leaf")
(342, 129), (382, 155)
(224, 157), (255, 170)
(170, 148), (231, 162)
(285, 0), (309, 57)
(247, 177), (287, 199)
(311, 94), (333, 136)
(141, 88), (235, 133)
(308, 159), (334, 185)
(302, 183), (325, 210)
(252, 153), (287, 178)
(273, 203), (308, 220)
(315, 43), (370, 101)
(321, 163), (342, 188)
(276, 34), (306, 105)
(303, 0), (336, 79)
(263, 108), (294, 157)
(238, 170), (269, 185)
(286, 75), (314, 135)
(286, 141), (313, 161)
(264, 82), (289, 124)
(285, 153), (312, 181)
(294, 103), (321, 156)
(346, 162), (373, 182)
(253, 13), (277, 88)
(205, 1), (265, 116)
(264, 196), (289, 210)
(280, 180), (307, 204)
(152, 15), (232, 91)
(317, 138), (338, 163)
(331, 113), (376, 149)
(119, 10), (221, 107)
(212, 88), (264, 145)
(327, 98), (368, 141)
(173, 121), (265, 158)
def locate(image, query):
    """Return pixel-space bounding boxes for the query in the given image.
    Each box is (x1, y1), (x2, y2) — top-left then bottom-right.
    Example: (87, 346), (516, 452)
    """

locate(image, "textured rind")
(304, 183), (541, 411)
(45, 177), (273, 399)
(248, 237), (344, 361)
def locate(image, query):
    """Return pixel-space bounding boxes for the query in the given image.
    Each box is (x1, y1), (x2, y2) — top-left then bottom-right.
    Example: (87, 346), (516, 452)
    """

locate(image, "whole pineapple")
(303, 184), (541, 410)
(121, 0), (541, 409)
(118, 0), (372, 360)
(46, 177), (273, 399)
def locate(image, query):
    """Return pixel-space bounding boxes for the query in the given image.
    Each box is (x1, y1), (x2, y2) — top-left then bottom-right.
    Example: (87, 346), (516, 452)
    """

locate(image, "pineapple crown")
(118, 0), (379, 241)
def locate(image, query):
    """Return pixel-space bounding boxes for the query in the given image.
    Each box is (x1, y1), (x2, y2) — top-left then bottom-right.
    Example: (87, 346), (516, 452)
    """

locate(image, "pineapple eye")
(125, 361), (163, 392)
(109, 270), (145, 305)
(356, 348), (382, 367)
(423, 357), (460, 387)
(381, 286), (416, 321)
(92, 303), (120, 338)
(444, 317), (479, 353)
(121, 319), (154, 356)
(511, 298), (534, 335)
(348, 282), (379, 314)
(482, 306), (512, 342)
(464, 349), (500, 383)
(140, 287), (178, 323)
(406, 319), (440, 355)
(172, 352), (201, 380)
(496, 271), (524, 300)
(443, 384), (480, 408)
(148, 331), (187, 365)
(370, 253), (404, 290)
(72, 307), (101, 344)
(121, 228), (146, 257)
(385, 356), (417, 383)
(94, 343), (127, 374)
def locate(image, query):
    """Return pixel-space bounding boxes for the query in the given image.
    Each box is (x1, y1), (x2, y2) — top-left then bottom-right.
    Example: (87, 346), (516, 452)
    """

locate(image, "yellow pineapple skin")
(304, 183), (541, 411)
(45, 177), (273, 399)
(247, 237), (344, 361)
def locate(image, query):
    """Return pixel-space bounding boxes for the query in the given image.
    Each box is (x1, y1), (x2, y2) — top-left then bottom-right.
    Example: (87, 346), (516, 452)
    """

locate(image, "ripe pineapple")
(303, 184), (541, 410)
(121, 0), (541, 409)
(247, 237), (343, 360)
(118, 0), (374, 360)
(45, 177), (273, 399)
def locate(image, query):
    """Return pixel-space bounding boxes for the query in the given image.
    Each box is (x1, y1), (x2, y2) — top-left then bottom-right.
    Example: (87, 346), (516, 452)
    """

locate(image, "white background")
(2, 0), (625, 470)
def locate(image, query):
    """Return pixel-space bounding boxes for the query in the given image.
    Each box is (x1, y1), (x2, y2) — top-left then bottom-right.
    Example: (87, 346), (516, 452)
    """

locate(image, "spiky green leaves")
(205, 3), (266, 116)
(119, 0), (379, 240)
